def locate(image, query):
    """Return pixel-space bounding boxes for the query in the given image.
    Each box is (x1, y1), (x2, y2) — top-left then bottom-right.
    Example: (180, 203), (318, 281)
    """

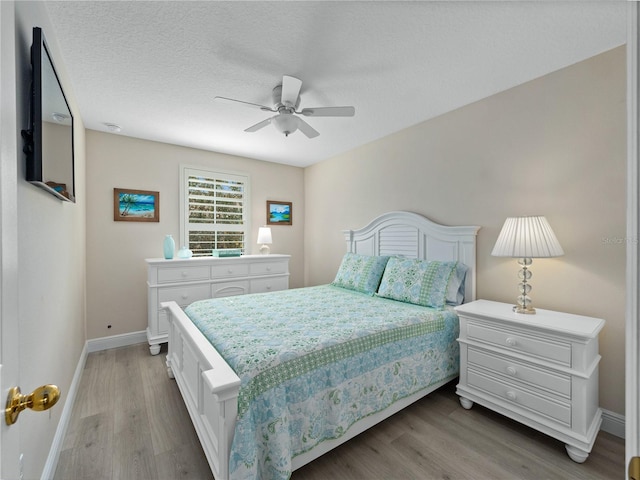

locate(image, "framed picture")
(113, 188), (159, 222)
(266, 200), (292, 226)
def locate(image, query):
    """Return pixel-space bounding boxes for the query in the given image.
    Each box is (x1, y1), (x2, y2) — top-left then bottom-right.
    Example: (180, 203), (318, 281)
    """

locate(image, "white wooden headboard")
(343, 211), (481, 302)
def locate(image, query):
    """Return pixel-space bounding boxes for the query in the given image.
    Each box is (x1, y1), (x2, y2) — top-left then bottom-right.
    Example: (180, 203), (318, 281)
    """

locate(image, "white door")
(628, 3), (640, 479)
(0, 1), (22, 478)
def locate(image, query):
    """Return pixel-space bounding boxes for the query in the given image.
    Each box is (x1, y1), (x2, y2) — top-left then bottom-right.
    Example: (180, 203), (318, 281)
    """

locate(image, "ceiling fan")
(214, 75), (355, 138)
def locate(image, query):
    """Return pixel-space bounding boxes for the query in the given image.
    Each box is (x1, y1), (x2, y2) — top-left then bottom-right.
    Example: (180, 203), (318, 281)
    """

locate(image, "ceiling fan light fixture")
(272, 113), (299, 137)
(104, 122), (122, 133)
(214, 74), (355, 139)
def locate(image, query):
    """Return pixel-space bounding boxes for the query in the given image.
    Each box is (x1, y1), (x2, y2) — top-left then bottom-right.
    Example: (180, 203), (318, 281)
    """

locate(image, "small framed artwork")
(113, 188), (159, 222)
(266, 200), (292, 225)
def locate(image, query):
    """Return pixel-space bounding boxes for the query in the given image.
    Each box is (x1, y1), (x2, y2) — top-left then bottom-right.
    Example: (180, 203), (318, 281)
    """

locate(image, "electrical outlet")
(19, 453), (24, 480)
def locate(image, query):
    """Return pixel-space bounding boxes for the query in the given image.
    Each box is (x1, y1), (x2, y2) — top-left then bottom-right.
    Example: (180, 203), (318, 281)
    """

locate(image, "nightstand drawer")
(468, 347), (571, 397)
(467, 321), (571, 366)
(156, 265), (210, 283)
(468, 368), (571, 426)
(158, 284), (211, 307)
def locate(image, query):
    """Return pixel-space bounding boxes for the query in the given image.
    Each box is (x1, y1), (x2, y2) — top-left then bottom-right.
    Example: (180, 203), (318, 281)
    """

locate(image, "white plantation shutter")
(180, 166), (250, 256)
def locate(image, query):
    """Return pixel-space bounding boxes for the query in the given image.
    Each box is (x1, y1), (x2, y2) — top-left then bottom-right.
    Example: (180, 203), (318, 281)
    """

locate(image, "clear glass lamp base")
(513, 304), (536, 314)
(514, 258), (536, 315)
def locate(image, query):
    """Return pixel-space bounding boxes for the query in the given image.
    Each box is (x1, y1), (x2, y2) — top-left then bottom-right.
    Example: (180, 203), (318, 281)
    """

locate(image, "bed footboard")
(162, 301), (240, 480)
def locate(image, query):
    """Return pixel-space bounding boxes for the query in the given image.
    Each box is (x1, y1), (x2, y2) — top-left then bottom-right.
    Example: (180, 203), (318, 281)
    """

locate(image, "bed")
(161, 211), (480, 480)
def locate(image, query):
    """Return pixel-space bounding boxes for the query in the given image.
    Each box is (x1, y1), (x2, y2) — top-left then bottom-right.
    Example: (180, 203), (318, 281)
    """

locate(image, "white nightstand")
(455, 299), (604, 463)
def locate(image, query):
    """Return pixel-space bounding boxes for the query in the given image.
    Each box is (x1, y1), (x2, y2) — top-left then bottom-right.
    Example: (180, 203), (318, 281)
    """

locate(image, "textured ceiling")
(44, 1), (627, 168)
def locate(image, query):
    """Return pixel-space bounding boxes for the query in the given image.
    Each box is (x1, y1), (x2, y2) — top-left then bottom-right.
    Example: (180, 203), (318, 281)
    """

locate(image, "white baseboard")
(86, 330), (147, 353)
(40, 343), (88, 480)
(601, 408), (625, 439)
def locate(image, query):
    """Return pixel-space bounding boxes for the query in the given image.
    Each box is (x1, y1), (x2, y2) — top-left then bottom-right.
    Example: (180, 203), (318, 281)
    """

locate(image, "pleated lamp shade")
(491, 216), (564, 258)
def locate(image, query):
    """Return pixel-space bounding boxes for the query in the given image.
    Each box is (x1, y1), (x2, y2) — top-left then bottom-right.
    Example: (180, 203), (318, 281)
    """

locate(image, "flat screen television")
(22, 27), (75, 202)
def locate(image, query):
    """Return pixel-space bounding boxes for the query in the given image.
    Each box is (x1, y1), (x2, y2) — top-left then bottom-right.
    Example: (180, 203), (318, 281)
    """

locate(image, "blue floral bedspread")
(185, 284), (460, 480)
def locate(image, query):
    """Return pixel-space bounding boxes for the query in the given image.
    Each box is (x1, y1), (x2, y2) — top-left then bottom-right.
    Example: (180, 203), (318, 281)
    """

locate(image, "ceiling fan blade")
(244, 117), (272, 133)
(281, 75), (302, 107)
(214, 96), (275, 112)
(299, 106), (355, 117)
(296, 118), (320, 139)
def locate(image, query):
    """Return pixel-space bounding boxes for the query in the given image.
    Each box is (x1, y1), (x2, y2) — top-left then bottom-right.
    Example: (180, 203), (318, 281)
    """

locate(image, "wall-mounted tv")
(22, 27), (75, 202)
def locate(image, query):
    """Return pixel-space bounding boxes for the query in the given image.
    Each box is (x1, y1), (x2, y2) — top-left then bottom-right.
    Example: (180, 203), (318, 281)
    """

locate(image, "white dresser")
(146, 254), (290, 355)
(455, 299), (604, 463)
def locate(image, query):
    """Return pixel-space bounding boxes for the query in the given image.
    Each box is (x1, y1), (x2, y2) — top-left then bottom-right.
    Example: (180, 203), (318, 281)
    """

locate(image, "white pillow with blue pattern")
(331, 253), (390, 295)
(377, 257), (461, 309)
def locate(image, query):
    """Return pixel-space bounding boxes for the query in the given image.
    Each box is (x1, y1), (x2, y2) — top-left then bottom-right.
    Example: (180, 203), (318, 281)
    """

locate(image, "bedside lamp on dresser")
(257, 226), (272, 255)
(491, 216), (564, 314)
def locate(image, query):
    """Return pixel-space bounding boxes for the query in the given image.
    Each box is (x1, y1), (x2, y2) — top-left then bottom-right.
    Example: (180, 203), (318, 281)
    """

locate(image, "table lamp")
(491, 216), (564, 314)
(257, 226), (272, 255)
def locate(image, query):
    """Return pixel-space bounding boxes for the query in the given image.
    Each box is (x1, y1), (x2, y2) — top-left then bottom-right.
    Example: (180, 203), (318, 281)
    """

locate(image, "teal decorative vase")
(163, 235), (175, 259)
(177, 245), (193, 259)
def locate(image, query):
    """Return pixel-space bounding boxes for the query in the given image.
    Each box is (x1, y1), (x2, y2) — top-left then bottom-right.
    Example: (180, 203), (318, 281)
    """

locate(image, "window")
(180, 166), (250, 256)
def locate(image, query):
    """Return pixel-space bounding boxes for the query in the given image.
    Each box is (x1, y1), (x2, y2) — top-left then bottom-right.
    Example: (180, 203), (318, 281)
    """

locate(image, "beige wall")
(85, 132), (304, 339)
(304, 47), (626, 415)
(12, 2), (87, 477)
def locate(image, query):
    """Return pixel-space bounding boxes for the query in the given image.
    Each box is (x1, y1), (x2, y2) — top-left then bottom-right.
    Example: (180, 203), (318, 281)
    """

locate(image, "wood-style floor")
(54, 343), (623, 480)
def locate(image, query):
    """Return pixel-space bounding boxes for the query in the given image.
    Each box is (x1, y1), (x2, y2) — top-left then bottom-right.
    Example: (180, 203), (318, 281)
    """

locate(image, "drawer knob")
(505, 337), (517, 347)
(266, 266), (272, 271)
(181, 271), (188, 277)
(228, 269), (233, 274)
(506, 391), (517, 401)
(506, 366), (517, 376)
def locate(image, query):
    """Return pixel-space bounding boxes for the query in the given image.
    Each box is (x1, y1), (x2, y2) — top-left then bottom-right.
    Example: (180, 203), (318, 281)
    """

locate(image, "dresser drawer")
(158, 284), (211, 307)
(211, 263), (250, 279)
(249, 261), (288, 276)
(467, 368), (571, 426)
(468, 347), (571, 397)
(156, 265), (210, 283)
(250, 276), (288, 294)
(212, 281), (250, 298)
(467, 321), (571, 366)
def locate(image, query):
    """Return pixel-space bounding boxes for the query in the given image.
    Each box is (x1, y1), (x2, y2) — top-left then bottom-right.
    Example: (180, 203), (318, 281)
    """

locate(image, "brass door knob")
(630, 456), (640, 480)
(5, 384), (60, 425)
